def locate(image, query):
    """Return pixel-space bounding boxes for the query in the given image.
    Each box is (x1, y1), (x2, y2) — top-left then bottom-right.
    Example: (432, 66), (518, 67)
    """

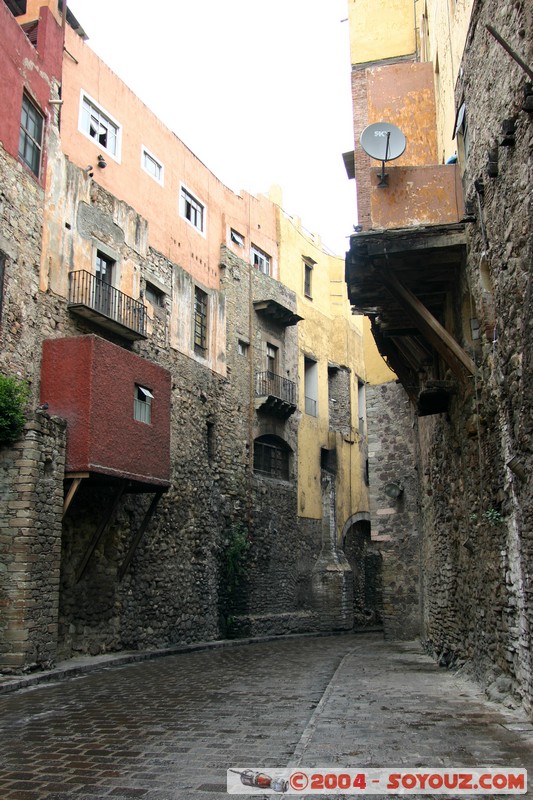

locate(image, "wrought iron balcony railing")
(68, 270), (147, 340)
(254, 371), (297, 419)
(255, 371), (296, 405)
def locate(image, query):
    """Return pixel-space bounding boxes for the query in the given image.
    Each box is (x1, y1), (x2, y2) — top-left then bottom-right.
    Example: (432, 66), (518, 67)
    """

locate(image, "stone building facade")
(345, 0), (533, 712)
(0, 0), (368, 670)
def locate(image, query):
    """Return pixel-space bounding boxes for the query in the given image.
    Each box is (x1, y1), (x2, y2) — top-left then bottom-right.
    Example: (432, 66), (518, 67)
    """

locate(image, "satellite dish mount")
(360, 122), (407, 188)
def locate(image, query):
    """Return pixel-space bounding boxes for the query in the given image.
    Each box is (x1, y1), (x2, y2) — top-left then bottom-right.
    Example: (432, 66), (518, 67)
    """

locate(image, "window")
(94, 250), (115, 315)
(454, 101), (470, 160)
(304, 262), (313, 298)
(266, 343), (278, 377)
(251, 245), (271, 276)
(230, 229), (244, 247)
(194, 286), (208, 354)
(304, 357), (318, 416)
(238, 340), (249, 356)
(145, 281), (164, 308)
(358, 379), (366, 435)
(134, 384), (153, 424)
(180, 186), (205, 233)
(141, 147), (163, 184)
(253, 435), (290, 480)
(19, 93), (43, 177)
(80, 93), (121, 158)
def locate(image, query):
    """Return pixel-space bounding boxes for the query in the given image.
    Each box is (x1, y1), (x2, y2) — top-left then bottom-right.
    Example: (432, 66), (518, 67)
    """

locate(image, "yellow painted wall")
(363, 317), (397, 385)
(349, 0), (416, 65)
(423, 0), (474, 163)
(275, 196), (369, 536)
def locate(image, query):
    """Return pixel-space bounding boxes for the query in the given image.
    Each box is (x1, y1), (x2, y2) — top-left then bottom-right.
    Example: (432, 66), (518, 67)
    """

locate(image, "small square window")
(141, 147), (164, 184)
(251, 245), (271, 276)
(80, 92), (121, 159)
(181, 186), (205, 233)
(230, 229), (245, 247)
(19, 93), (43, 177)
(145, 281), (165, 308)
(238, 340), (249, 356)
(134, 384), (153, 424)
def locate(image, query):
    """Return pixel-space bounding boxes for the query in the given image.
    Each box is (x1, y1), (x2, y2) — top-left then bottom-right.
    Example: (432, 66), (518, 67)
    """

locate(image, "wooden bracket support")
(118, 489), (164, 581)
(380, 270), (477, 380)
(75, 480), (127, 583)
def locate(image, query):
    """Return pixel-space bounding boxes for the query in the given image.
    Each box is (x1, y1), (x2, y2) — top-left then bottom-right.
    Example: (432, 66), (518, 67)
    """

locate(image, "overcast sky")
(68, 0), (357, 255)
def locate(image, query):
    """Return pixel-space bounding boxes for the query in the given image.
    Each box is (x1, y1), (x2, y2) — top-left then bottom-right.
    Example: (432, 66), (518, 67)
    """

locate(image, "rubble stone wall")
(418, 0), (533, 710)
(366, 381), (421, 639)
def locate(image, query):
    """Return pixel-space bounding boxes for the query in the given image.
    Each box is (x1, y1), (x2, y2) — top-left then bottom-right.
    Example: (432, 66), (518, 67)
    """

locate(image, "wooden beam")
(118, 489), (164, 581)
(75, 481), (127, 583)
(63, 476), (86, 519)
(381, 270), (476, 378)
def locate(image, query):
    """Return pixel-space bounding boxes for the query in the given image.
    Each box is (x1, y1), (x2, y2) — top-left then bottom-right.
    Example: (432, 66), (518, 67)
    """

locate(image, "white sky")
(68, 0), (357, 255)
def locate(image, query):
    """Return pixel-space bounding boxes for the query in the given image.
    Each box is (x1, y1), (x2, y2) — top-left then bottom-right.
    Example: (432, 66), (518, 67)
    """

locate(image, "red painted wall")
(41, 336), (171, 486)
(0, 2), (63, 183)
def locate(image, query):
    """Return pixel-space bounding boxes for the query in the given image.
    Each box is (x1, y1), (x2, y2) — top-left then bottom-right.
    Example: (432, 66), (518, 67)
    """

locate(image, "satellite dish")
(360, 122), (407, 161)
(360, 122), (407, 187)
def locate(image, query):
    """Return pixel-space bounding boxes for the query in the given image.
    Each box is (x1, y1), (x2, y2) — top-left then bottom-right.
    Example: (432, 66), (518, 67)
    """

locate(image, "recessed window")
(304, 356), (318, 416)
(180, 186), (205, 233)
(145, 281), (165, 308)
(141, 147), (164, 184)
(230, 229), (245, 247)
(19, 93), (43, 177)
(251, 244), (271, 276)
(194, 286), (208, 354)
(266, 343), (278, 376)
(134, 384), (153, 424)
(80, 93), (121, 158)
(304, 261), (313, 298)
(238, 340), (249, 356)
(253, 435), (291, 480)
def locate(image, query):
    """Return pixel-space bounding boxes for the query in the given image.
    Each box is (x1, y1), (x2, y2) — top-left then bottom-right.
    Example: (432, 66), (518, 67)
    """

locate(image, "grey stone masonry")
(0, 412), (66, 671)
(366, 381), (421, 640)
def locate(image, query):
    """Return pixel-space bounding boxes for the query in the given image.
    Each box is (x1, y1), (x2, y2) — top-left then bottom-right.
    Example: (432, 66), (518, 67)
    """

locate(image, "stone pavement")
(0, 633), (531, 800)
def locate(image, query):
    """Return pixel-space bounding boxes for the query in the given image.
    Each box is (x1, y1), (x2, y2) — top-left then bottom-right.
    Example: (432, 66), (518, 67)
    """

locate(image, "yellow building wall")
(275, 198), (369, 536)
(349, 0), (416, 65)
(423, 0), (474, 163)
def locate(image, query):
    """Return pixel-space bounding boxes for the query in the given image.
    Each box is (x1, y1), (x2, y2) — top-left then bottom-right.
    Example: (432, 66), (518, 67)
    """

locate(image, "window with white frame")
(19, 93), (43, 177)
(134, 384), (153, 424)
(141, 147), (163, 184)
(180, 186), (205, 233)
(251, 244), (271, 276)
(80, 93), (121, 158)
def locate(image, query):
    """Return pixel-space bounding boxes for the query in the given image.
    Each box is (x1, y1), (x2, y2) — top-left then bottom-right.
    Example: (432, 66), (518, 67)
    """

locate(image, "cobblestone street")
(0, 633), (532, 800)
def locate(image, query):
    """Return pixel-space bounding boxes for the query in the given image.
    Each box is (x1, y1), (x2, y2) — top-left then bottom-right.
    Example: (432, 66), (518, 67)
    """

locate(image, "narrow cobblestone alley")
(0, 634), (531, 800)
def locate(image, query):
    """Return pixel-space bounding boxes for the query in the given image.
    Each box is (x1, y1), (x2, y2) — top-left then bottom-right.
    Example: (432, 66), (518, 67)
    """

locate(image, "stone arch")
(341, 513), (383, 628)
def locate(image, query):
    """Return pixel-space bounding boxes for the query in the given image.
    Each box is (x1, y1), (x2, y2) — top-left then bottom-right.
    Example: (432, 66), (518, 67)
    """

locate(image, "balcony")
(345, 223), (475, 413)
(68, 270), (147, 341)
(255, 371), (297, 419)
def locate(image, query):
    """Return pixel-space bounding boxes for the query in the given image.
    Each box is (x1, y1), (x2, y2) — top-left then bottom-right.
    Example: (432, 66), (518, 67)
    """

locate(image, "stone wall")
(0, 413), (66, 671)
(418, 0), (533, 710)
(366, 381), (421, 639)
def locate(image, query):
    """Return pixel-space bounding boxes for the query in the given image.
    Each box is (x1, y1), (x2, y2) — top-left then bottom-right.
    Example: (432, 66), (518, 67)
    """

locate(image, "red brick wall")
(41, 335), (171, 486)
(0, 4), (63, 184)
